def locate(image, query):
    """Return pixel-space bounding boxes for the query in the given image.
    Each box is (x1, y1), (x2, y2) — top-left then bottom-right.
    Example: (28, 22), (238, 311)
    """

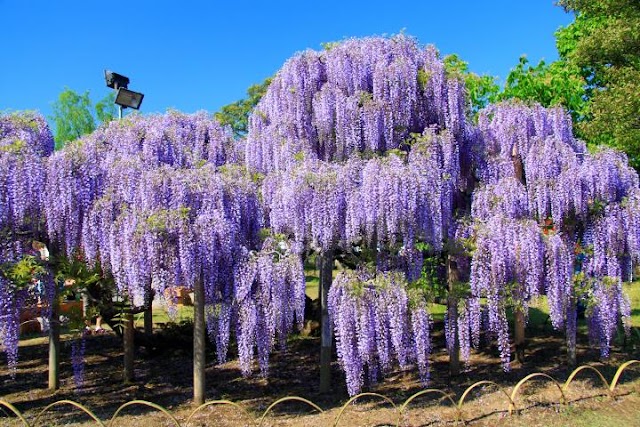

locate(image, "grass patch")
(623, 281), (640, 327)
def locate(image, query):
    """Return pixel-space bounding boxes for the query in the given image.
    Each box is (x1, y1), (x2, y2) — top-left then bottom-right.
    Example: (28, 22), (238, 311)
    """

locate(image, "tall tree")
(49, 88), (117, 150)
(557, 0), (640, 169)
(50, 89), (95, 149)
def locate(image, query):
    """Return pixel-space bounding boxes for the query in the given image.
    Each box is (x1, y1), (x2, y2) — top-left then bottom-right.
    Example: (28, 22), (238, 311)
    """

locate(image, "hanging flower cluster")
(44, 111), (239, 258)
(234, 238), (306, 376)
(0, 112), (54, 375)
(246, 35), (471, 174)
(469, 216), (545, 369)
(261, 128), (464, 269)
(328, 270), (432, 395)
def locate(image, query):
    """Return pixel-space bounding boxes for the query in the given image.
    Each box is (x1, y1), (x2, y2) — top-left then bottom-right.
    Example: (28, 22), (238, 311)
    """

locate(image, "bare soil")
(1, 320), (640, 426)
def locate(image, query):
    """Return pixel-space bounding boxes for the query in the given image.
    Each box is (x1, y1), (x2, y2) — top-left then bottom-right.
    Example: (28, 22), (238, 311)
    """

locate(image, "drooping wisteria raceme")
(0, 275), (27, 375)
(328, 269), (432, 396)
(234, 238), (306, 376)
(44, 111), (239, 258)
(469, 216), (546, 369)
(0, 112), (54, 375)
(0, 112), (53, 231)
(261, 129), (467, 273)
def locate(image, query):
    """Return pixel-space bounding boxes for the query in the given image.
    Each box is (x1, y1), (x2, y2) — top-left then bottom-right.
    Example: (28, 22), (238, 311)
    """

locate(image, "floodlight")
(104, 69), (144, 117)
(104, 70), (130, 89)
(115, 87), (144, 110)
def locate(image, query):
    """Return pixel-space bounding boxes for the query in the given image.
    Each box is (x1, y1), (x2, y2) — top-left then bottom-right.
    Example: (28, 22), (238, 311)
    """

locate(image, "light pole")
(104, 70), (144, 119)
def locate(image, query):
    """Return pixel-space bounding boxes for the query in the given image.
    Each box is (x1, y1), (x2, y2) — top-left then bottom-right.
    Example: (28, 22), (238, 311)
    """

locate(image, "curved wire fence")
(1, 360), (639, 426)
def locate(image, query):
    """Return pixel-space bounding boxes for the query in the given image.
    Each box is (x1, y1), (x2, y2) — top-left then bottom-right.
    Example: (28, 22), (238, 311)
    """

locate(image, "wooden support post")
(123, 310), (135, 383)
(144, 286), (153, 339)
(319, 251), (334, 393)
(567, 297), (577, 368)
(193, 279), (206, 405)
(514, 308), (526, 363)
(48, 298), (60, 391)
(447, 256), (460, 376)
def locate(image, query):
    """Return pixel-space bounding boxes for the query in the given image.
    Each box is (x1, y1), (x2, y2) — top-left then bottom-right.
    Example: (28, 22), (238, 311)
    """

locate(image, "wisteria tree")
(1, 35), (638, 401)
(245, 35), (639, 395)
(245, 35), (478, 392)
(468, 102), (639, 369)
(44, 111), (306, 403)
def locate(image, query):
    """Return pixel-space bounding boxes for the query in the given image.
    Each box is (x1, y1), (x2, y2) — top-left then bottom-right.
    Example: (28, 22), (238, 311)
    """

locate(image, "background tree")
(496, 56), (587, 124)
(557, 0), (640, 169)
(49, 88), (116, 150)
(497, 0), (640, 169)
(95, 92), (117, 124)
(215, 78), (272, 138)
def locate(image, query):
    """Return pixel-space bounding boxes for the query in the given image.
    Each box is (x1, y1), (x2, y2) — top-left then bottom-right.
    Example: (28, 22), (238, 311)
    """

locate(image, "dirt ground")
(1, 320), (640, 426)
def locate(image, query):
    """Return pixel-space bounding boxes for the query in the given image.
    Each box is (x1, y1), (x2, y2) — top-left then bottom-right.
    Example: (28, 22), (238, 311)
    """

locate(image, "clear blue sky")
(0, 1), (573, 121)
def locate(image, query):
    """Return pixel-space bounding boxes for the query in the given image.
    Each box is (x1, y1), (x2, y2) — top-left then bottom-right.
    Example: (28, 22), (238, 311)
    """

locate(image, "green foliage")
(0, 138), (27, 154)
(53, 253), (101, 290)
(2, 256), (46, 290)
(95, 92), (117, 124)
(49, 88), (117, 150)
(294, 151), (305, 162)
(497, 56), (587, 124)
(557, 0), (640, 169)
(357, 91), (373, 107)
(215, 77), (272, 138)
(144, 207), (191, 232)
(416, 69), (430, 91)
(443, 54), (500, 117)
(321, 41), (341, 51)
(580, 67), (640, 169)
(50, 88), (96, 149)
(558, 0), (640, 70)
(412, 245), (447, 303)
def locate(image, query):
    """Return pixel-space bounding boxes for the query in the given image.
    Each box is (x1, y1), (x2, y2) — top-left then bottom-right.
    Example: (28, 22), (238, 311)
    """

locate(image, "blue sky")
(0, 1), (573, 121)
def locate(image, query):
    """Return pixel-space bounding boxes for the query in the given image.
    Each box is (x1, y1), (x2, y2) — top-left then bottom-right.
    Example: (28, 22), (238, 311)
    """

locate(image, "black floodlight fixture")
(104, 69), (144, 117)
(104, 70), (130, 90)
(115, 87), (144, 110)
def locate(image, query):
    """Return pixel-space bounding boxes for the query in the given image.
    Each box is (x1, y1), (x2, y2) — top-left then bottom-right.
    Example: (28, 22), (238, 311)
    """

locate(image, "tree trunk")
(567, 297), (577, 368)
(123, 311), (135, 383)
(48, 298), (60, 391)
(193, 279), (206, 405)
(514, 308), (526, 363)
(319, 251), (334, 393)
(144, 286), (153, 339)
(447, 256), (460, 376)
(512, 148), (527, 364)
